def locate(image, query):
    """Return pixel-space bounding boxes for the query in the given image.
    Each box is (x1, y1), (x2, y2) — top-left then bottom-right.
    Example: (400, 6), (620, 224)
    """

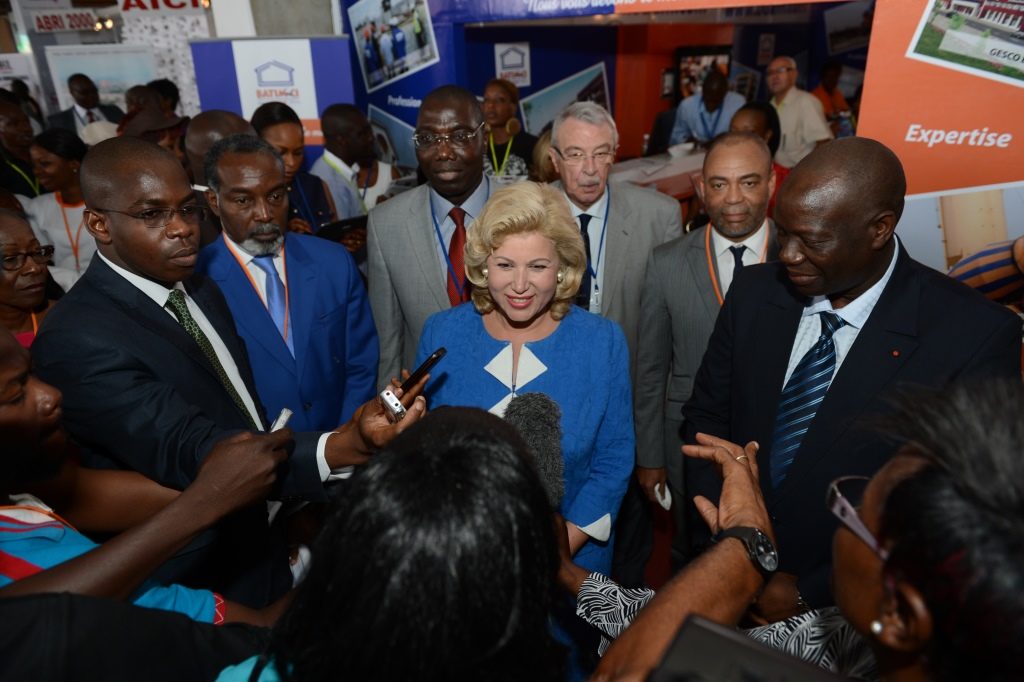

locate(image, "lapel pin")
(891, 350), (900, 358)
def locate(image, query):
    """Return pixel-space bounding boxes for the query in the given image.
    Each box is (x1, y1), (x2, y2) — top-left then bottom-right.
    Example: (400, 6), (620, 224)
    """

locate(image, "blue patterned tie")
(250, 255), (294, 356)
(770, 311), (846, 487)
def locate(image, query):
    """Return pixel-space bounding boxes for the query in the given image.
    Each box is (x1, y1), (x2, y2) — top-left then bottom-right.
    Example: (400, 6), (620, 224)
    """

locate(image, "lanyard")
(488, 133), (514, 176)
(5, 157), (39, 196)
(57, 193), (85, 271)
(583, 187), (611, 290)
(430, 178), (490, 299)
(323, 154), (369, 213)
(222, 234), (291, 342)
(360, 164), (372, 200)
(698, 98), (724, 141)
(704, 225), (769, 306)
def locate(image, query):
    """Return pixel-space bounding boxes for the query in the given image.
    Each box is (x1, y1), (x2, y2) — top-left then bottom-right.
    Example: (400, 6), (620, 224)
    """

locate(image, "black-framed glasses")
(1, 245), (54, 271)
(827, 476), (889, 560)
(412, 122), (485, 149)
(94, 205), (207, 229)
(552, 146), (616, 167)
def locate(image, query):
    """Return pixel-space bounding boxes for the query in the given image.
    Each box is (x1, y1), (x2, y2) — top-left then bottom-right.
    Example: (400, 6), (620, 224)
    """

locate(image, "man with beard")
(32, 136), (422, 606)
(634, 132), (778, 570)
(197, 134), (378, 432)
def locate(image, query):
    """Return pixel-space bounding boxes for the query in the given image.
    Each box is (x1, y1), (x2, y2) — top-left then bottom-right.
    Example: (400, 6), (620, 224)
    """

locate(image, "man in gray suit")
(634, 131), (777, 567)
(367, 85), (487, 386)
(549, 101), (682, 585)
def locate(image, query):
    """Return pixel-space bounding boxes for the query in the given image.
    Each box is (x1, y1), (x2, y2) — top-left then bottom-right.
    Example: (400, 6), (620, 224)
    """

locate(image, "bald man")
(32, 137), (424, 607)
(683, 137), (1020, 615)
(183, 110), (255, 245)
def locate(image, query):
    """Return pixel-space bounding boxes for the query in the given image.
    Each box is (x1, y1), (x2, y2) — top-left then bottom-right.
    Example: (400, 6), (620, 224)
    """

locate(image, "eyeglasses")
(412, 122), (485, 149)
(1, 245), (54, 271)
(553, 147), (616, 167)
(827, 476), (889, 560)
(94, 205), (207, 229)
(767, 67), (795, 76)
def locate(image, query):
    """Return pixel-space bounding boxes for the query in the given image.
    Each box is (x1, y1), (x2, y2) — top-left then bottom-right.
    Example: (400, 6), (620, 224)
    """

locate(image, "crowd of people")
(0, 60), (1021, 682)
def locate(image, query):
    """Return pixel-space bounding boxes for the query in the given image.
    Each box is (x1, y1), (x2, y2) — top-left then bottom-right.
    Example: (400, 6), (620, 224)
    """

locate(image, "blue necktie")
(251, 255), (294, 356)
(770, 311), (846, 487)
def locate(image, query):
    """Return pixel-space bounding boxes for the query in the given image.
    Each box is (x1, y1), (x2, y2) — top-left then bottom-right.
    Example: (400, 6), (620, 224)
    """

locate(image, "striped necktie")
(165, 289), (259, 431)
(770, 311), (846, 487)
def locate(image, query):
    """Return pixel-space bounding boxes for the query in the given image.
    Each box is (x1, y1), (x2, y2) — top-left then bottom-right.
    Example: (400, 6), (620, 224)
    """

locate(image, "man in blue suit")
(197, 134), (378, 432)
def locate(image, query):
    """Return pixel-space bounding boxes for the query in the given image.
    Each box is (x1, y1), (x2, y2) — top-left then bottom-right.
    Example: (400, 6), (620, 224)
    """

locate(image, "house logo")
(255, 60), (295, 87)
(498, 46), (526, 71)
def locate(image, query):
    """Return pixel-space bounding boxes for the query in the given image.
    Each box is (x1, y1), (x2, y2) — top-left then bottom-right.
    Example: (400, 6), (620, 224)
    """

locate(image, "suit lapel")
(686, 227), (722, 321)
(284, 238), (317, 380)
(775, 250), (920, 500)
(410, 187), (449, 311)
(203, 240), (297, 377)
(601, 185), (630, 314)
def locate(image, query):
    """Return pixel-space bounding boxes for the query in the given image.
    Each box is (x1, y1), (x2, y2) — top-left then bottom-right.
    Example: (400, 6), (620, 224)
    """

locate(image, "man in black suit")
(32, 137), (425, 607)
(46, 74), (125, 135)
(683, 137), (1020, 617)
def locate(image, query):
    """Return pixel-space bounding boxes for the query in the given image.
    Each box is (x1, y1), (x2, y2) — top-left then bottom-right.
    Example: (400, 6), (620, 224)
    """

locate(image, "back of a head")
(146, 78), (180, 111)
(320, 103), (364, 137)
(783, 137), (906, 223)
(734, 101), (781, 158)
(271, 407), (563, 682)
(880, 380), (1024, 681)
(184, 110), (254, 184)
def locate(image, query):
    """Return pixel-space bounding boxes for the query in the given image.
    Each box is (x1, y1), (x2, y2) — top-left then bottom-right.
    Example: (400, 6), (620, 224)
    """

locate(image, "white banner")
(28, 9), (97, 33)
(939, 28), (1024, 73)
(45, 44), (157, 111)
(495, 42), (530, 87)
(231, 39), (321, 141)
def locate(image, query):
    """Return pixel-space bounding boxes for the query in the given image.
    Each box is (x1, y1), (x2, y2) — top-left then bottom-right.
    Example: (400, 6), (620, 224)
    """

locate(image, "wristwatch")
(713, 527), (778, 580)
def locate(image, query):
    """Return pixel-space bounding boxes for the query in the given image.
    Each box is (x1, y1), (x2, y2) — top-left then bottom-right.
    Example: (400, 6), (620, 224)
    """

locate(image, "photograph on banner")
(823, 0), (873, 55)
(231, 39), (323, 143)
(907, 0), (1024, 88)
(675, 45), (732, 100)
(368, 103), (417, 171)
(348, 0), (438, 93)
(519, 62), (610, 136)
(44, 44), (157, 111)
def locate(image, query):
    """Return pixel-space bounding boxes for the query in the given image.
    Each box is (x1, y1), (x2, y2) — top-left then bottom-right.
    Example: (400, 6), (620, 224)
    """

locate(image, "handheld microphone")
(504, 392), (564, 509)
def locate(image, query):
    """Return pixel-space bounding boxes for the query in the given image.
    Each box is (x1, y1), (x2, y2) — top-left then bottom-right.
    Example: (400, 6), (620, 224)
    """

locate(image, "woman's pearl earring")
(870, 620), (884, 636)
(482, 267), (489, 278)
(557, 271), (564, 283)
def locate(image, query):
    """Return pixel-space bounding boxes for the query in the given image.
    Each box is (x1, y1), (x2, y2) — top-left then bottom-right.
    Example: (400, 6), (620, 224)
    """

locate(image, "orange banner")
(858, 0), (1023, 196)
(614, 0), (842, 14)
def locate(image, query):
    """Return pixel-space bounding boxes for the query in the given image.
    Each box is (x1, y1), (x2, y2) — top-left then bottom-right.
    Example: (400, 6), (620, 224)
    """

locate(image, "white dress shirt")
(72, 103), (108, 135)
(782, 237), (901, 388)
(565, 187), (610, 313)
(428, 177), (491, 287)
(710, 219), (769, 296)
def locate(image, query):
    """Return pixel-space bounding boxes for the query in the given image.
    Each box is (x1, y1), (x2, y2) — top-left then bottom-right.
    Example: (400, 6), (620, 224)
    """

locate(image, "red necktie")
(86, 110), (97, 123)
(447, 207), (468, 307)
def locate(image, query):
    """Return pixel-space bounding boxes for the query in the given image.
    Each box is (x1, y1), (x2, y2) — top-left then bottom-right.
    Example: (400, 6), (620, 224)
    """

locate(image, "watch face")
(753, 531), (779, 572)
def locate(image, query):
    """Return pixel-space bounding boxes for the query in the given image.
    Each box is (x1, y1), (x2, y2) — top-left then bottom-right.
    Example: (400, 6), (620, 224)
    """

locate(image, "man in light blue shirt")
(669, 70), (746, 146)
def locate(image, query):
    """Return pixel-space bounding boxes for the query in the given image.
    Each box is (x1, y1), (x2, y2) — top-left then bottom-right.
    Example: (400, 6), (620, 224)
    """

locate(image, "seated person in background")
(32, 136), (426, 607)
(0, 210), (57, 347)
(669, 70), (746, 147)
(594, 380), (1024, 682)
(198, 134), (378, 431)
(729, 100), (789, 217)
(219, 407), (565, 682)
(948, 235), (1024, 312)
(252, 102), (337, 234)
(0, 329), (291, 627)
(21, 129), (92, 290)
(481, 78), (538, 183)
(812, 60), (855, 138)
(765, 56), (833, 169)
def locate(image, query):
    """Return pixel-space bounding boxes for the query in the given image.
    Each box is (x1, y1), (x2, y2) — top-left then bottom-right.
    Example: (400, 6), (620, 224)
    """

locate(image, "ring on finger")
(735, 455), (749, 463)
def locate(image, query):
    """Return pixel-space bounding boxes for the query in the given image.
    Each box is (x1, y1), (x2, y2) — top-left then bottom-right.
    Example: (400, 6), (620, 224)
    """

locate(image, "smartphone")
(270, 407), (293, 431)
(379, 347), (447, 422)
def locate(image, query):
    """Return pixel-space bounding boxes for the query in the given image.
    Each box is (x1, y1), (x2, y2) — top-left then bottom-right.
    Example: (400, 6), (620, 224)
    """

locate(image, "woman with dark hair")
(21, 128), (92, 289)
(481, 78), (537, 183)
(219, 407), (566, 681)
(251, 102), (337, 235)
(0, 210), (55, 347)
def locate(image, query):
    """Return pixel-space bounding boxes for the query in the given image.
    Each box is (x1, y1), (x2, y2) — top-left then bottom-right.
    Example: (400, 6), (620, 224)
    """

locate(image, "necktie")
(165, 289), (259, 430)
(86, 110), (97, 123)
(730, 245), (745, 278)
(576, 214), (593, 308)
(250, 255), (294, 356)
(447, 207), (469, 306)
(770, 311), (847, 487)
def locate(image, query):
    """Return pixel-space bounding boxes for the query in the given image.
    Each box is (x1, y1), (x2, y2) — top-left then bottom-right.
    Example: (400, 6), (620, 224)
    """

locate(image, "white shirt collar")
(802, 236), (902, 330)
(429, 176), (490, 223)
(710, 219), (769, 259)
(565, 185), (609, 221)
(73, 103), (97, 120)
(322, 149), (357, 181)
(97, 250), (185, 308)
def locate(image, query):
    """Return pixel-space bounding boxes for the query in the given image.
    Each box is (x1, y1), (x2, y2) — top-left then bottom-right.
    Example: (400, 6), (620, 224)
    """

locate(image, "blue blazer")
(197, 233), (379, 432)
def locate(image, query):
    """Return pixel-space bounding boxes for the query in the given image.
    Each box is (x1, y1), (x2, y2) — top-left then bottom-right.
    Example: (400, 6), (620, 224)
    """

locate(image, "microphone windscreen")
(504, 392), (564, 509)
